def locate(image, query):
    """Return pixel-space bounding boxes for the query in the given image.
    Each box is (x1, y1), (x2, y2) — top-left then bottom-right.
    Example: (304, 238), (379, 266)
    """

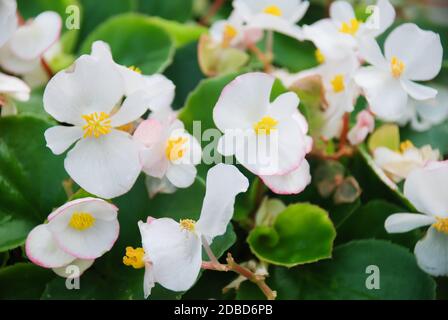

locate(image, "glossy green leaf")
(79, 13), (175, 74)
(147, 17), (206, 48)
(137, 0), (194, 23)
(368, 123), (400, 153)
(401, 120), (448, 156)
(238, 240), (436, 300)
(0, 116), (68, 252)
(247, 203), (336, 267)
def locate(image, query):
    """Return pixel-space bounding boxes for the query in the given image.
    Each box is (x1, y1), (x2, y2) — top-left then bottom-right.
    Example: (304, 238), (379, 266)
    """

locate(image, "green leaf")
(337, 200), (422, 249)
(137, 0), (194, 23)
(79, 13), (175, 74)
(238, 240), (436, 300)
(368, 123), (400, 153)
(146, 17), (206, 48)
(0, 263), (54, 299)
(247, 203), (336, 267)
(272, 35), (318, 72)
(14, 87), (50, 119)
(42, 176), (237, 299)
(77, 0), (137, 45)
(401, 120), (448, 156)
(0, 116), (68, 252)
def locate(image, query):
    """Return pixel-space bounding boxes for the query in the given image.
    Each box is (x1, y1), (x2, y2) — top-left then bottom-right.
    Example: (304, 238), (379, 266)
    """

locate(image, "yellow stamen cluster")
(82, 112), (112, 138)
(179, 219), (196, 232)
(399, 140), (414, 153)
(315, 49), (325, 64)
(390, 56), (405, 78)
(165, 137), (188, 161)
(433, 217), (448, 234)
(123, 247), (145, 269)
(253, 116), (278, 135)
(128, 65), (142, 74)
(69, 212), (95, 231)
(331, 74), (345, 93)
(222, 24), (238, 48)
(263, 5), (282, 16)
(339, 19), (360, 35)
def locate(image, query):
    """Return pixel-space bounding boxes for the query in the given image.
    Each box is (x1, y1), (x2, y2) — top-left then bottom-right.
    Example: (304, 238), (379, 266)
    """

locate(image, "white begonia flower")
(122, 164), (249, 298)
(210, 11), (262, 49)
(214, 72), (309, 180)
(26, 197), (119, 276)
(0, 72), (30, 116)
(397, 85), (448, 132)
(133, 117), (202, 193)
(347, 110), (375, 145)
(90, 40), (175, 114)
(233, 0), (309, 39)
(0, 0), (18, 48)
(385, 161), (448, 276)
(303, 0), (395, 60)
(374, 140), (440, 183)
(0, 11), (61, 75)
(355, 24), (443, 122)
(44, 55), (151, 199)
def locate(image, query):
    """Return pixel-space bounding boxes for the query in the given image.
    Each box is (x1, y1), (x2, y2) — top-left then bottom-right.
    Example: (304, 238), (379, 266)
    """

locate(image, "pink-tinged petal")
(196, 164), (248, 242)
(133, 118), (164, 147)
(260, 159), (311, 195)
(400, 79), (438, 101)
(404, 161), (448, 217)
(52, 258), (95, 278)
(143, 263), (155, 299)
(415, 226), (448, 277)
(347, 110), (374, 145)
(47, 197), (118, 222)
(384, 213), (435, 233)
(44, 126), (83, 155)
(26, 224), (75, 268)
(213, 72), (274, 131)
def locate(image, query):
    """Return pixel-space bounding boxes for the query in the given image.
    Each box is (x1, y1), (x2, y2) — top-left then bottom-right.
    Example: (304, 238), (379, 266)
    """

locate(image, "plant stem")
(41, 57), (53, 79)
(338, 112), (350, 150)
(200, 0), (226, 26)
(247, 43), (273, 73)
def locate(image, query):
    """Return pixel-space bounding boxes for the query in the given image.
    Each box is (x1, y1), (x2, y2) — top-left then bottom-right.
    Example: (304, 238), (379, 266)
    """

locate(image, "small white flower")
(0, 71), (30, 116)
(355, 23), (443, 121)
(123, 164), (249, 298)
(44, 55), (149, 199)
(385, 161), (448, 276)
(0, 0), (18, 48)
(347, 110), (375, 145)
(233, 0), (309, 39)
(303, 0), (395, 60)
(133, 117), (202, 194)
(0, 11), (61, 75)
(90, 41), (175, 114)
(374, 140), (440, 183)
(26, 197), (119, 277)
(397, 85), (448, 132)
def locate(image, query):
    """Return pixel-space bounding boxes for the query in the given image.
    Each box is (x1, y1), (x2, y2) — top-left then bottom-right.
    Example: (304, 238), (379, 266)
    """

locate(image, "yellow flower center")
(179, 219), (196, 232)
(263, 5), (282, 16)
(399, 140), (414, 153)
(128, 65), (142, 74)
(69, 212), (95, 231)
(315, 49), (325, 64)
(390, 56), (405, 78)
(331, 74), (345, 93)
(222, 24), (238, 48)
(433, 217), (448, 234)
(123, 247), (145, 269)
(165, 136), (188, 161)
(82, 112), (112, 138)
(339, 19), (361, 35)
(253, 116), (278, 135)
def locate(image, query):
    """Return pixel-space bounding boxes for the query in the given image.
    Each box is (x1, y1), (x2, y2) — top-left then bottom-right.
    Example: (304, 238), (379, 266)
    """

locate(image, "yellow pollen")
(399, 140), (414, 153)
(331, 74), (345, 93)
(128, 65), (142, 74)
(123, 247), (145, 269)
(315, 49), (325, 64)
(82, 112), (112, 138)
(263, 5), (282, 16)
(390, 56), (405, 78)
(69, 212), (95, 231)
(222, 24), (238, 48)
(179, 219), (196, 232)
(339, 19), (360, 35)
(165, 136), (188, 161)
(253, 116), (278, 135)
(433, 217), (448, 234)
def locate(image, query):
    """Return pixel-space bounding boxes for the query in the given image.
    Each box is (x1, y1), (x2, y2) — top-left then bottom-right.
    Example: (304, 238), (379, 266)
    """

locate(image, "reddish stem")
(41, 58), (53, 79)
(338, 113), (350, 150)
(200, 0), (226, 26)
